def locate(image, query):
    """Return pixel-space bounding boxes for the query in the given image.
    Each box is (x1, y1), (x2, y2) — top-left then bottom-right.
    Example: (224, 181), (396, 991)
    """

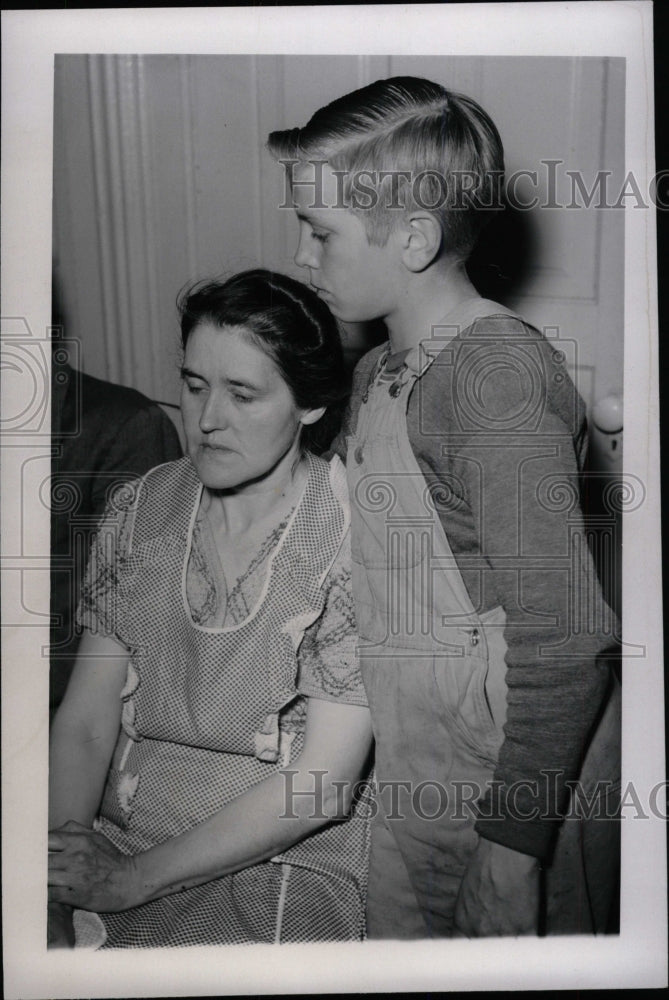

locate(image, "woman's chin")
(191, 458), (241, 492)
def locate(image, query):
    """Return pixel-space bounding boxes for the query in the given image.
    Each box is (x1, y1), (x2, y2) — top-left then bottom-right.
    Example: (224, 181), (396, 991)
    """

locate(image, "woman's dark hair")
(177, 269), (349, 453)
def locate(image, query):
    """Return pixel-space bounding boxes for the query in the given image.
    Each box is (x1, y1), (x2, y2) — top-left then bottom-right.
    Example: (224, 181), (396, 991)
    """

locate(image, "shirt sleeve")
(296, 534), (368, 707)
(468, 405), (614, 860)
(76, 479), (139, 643)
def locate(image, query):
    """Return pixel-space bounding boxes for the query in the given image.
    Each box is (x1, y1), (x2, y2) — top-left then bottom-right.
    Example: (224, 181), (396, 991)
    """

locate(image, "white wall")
(52, 54), (624, 415)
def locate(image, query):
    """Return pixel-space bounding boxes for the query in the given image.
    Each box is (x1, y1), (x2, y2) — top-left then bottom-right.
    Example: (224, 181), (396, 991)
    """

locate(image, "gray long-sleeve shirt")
(331, 315), (617, 860)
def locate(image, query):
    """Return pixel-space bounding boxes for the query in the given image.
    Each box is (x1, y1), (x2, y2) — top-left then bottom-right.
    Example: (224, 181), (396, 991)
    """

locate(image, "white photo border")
(1, 3), (664, 996)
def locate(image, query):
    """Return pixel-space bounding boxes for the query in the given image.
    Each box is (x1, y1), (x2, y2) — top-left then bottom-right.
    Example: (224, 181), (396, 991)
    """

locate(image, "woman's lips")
(202, 442), (234, 453)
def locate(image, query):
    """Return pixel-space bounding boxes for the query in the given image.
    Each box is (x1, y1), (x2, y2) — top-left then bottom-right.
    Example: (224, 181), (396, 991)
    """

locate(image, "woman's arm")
(48, 629), (129, 944)
(47, 696), (373, 912)
(49, 630), (129, 829)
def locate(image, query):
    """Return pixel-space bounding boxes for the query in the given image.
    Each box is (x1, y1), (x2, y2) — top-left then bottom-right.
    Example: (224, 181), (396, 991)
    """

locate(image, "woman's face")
(181, 322), (310, 492)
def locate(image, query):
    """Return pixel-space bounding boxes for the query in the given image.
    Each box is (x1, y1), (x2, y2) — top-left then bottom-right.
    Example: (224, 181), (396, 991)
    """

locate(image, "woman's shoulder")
(138, 455), (194, 487)
(106, 456), (191, 507)
(306, 452), (350, 514)
(294, 454), (351, 575)
(128, 456), (196, 506)
(116, 457), (197, 548)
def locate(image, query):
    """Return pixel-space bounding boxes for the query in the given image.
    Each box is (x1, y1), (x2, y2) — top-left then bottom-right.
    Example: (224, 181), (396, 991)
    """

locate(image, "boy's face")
(291, 162), (404, 324)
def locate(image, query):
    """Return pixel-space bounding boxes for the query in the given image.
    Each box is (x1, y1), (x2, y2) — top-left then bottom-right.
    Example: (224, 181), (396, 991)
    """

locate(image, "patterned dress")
(75, 453), (371, 948)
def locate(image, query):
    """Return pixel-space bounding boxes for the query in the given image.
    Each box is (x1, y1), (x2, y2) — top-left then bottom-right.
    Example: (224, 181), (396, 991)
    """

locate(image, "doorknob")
(592, 395), (623, 470)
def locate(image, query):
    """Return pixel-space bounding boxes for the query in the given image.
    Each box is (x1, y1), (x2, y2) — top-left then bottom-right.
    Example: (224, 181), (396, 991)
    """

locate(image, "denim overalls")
(346, 304), (620, 937)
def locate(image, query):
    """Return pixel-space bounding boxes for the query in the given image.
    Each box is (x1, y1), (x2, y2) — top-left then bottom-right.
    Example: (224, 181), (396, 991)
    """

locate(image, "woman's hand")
(47, 900), (75, 949)
(48, 820), (141, 913)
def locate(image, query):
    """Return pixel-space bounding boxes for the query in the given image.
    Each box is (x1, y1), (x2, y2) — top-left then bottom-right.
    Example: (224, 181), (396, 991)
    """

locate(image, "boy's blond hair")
(268, 76), (505, 259)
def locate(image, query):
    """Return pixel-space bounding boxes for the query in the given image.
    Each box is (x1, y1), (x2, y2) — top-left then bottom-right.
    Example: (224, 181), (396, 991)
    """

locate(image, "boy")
(268, 77), (620, 938)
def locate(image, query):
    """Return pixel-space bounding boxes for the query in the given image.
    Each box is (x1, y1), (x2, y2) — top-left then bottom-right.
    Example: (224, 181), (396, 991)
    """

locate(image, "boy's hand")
(453, 838), (540, 937)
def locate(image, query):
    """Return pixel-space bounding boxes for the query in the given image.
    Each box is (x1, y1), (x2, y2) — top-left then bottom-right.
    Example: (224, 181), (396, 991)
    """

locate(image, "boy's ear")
(299, 406), (327, 427)
(400, 212), (443, 272)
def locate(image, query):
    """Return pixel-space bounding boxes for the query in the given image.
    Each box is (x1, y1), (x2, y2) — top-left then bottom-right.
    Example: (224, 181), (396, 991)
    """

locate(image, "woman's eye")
(232, 392), (254, 404)
(185, 382), (206, 395)
(311, 229), (329, 243)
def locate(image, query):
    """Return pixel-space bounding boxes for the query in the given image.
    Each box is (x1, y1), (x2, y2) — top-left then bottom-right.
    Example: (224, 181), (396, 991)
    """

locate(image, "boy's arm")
(467, 406), (613, 860)
(447, 358), (613, 935)
(413, 335), (614, 862)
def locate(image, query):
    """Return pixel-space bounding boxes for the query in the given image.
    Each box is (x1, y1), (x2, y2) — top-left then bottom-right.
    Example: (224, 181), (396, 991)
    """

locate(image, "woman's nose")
(199, 391), (227, 433)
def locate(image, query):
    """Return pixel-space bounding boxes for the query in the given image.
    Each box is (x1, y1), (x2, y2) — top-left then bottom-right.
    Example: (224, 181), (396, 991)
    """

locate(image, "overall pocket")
(433, 610), (507, 762)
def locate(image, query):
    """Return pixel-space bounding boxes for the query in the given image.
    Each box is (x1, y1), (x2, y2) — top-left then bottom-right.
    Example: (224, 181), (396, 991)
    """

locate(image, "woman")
(48, 270), (374, 948)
